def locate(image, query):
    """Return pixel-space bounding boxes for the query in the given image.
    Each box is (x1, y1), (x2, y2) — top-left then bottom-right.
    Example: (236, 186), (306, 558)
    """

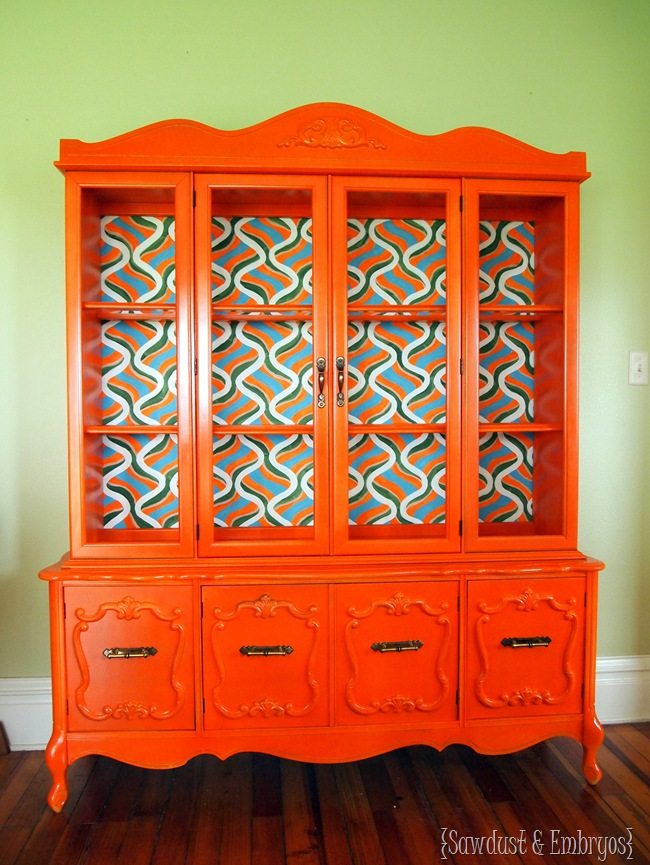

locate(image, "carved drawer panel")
(64, 586), (195, 732)
(466, 577), (585, 719)
(202, 586), (329, 729)
(335, 582), (458, 725)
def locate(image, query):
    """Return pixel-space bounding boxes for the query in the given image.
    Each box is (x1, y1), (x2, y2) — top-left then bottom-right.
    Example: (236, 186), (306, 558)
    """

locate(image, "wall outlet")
(629, 351), (649, 385)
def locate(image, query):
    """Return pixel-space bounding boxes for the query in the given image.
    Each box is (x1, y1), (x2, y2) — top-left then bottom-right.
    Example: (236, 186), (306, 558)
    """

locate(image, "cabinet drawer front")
(466, 577), (585, 718)
(202, 586), (329, 729)
(335, 582), (459, 725)
(65, 586), (195, 732)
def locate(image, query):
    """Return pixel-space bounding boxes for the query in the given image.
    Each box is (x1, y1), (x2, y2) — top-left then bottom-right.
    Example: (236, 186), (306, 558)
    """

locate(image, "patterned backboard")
(478, 432), (533, 523)
(479, 322), (534, 423)
(101, 319), (177, 425)
(101, 433), (179, 529)
(213, 433), (314, 528)
(348, 432), (446, 525)
(100, 215), (176, 304)
(211, 216), (313, 305)
(212, 321), (313, 425)
(348, 320), (446, 425)
(347, 218), (446, 306)
(479, 221), (535, 305)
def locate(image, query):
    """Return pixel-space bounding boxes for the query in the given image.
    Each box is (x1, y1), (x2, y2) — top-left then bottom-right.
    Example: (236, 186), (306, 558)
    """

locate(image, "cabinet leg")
(582, 709), (604, 785)
(45, 727), (68, 812)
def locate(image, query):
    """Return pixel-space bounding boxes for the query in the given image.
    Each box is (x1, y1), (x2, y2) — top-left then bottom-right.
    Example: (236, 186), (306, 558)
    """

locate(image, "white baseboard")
(0, 677), (52, 750)
(1, 657), (648, 751)
(594, 655), (650, 725)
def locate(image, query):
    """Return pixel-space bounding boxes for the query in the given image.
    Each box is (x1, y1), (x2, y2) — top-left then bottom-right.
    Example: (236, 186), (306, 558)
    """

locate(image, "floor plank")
(1, 729), (649, 865)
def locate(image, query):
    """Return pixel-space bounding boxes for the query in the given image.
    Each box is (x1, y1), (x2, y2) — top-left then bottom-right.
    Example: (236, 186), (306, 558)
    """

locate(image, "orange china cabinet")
(41, 104), (604, 811)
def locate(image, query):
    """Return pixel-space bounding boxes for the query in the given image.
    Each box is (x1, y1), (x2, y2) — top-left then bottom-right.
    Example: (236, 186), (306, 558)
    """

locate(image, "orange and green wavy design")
(478, 432), (533, 523)
(348, 321), (446, 424)
(213, 434), (314, 527)
(211, 216), (313, 305)
(479, 221), (535, 305)
(478, 322), (534, 422)
(100, 215), (176, 304)
(101, 433), (179, 529)
(347, 218), (446, 306)
(101, 319), (177, 425)
(212, 321), (313, 425)
(348, 433), (446, 525)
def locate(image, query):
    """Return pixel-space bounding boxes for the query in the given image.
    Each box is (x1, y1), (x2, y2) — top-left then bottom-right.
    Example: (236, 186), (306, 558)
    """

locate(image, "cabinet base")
(46, 717), (602, 811)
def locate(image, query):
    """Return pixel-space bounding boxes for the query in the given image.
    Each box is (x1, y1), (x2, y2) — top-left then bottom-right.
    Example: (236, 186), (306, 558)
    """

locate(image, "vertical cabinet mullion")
(330, 176), (462, 555)
(194, 174), (330, 556)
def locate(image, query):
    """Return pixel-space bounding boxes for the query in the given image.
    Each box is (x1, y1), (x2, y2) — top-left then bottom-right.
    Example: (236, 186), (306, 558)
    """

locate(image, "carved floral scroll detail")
(209, 594), (321, 720)
(474, 587), (579, 709)
(344, 591), (451, 716)
(279, 117), (386, 150)
(72, 595), (186, 722)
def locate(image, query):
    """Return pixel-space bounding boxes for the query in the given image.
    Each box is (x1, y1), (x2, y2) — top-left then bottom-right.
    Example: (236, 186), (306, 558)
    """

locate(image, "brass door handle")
(103, 646), (158, 659)
(239, 644), (294, 656)
(336, 356), (346, 406)
(501, 636), (552, 649)
(316, 357), (326, 408)
(371, 640), (424, 653)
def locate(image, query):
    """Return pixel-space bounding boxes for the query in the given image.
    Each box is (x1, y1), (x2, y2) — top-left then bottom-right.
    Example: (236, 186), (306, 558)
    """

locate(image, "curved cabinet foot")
(582, 710), (604, 785)
(46, 727), (68, 812)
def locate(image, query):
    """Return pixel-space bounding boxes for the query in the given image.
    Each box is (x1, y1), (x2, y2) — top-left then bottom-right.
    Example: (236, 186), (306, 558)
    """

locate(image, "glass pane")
(479, 220), (535, 306)
(348, 321), (446, 424)
(212, 320), (313, 425)
(101, 433), (179, 529)
(479, 321), (534, 423)
(213, 433), (314, 528)
(100, 215), (176, 303)
(211, 216), (313, 305)
(348, 432), (446, 525)
(101, 319), (177, 425)
(478, 432), (533, 524)
(347, 218), (446, 306)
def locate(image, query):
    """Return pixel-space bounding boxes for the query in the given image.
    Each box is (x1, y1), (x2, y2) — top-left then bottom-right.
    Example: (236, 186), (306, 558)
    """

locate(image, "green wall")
(1, 0), (648, 677)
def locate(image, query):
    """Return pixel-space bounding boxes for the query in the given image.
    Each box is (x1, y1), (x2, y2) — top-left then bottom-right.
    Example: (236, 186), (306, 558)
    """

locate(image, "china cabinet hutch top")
(51, 102), (592, 567)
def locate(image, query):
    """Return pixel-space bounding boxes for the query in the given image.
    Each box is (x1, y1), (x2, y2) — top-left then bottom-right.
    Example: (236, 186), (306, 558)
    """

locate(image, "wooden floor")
(0, 725), (648, 865)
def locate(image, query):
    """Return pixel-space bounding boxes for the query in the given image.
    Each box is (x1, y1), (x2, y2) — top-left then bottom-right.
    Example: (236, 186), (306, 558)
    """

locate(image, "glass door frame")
(330, 176), (462, 555)
(462, 178), (579, 552)
(66, 171), (195, 559)
(194, 173), (330, 557)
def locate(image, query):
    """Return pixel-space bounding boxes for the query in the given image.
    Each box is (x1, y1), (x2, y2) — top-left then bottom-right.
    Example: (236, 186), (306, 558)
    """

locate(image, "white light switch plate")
(629, 351), (649, 385)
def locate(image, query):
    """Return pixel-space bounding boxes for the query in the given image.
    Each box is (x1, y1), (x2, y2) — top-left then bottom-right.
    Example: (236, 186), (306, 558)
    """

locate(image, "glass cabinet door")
(67, 173), (194, 557)
(195, 175), (329, 555)
(463, 180), (579, 551)
(330, 178), (461, 555)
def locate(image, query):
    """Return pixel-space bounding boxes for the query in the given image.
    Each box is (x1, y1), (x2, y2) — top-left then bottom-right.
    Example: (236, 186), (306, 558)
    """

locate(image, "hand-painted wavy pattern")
(211, 217), (313, 305)
(101, 320), (177, 425)
(102, 433), (179, 529)
(212, 321), (313, 424)
(100, 215), (176, 303)
(349, 433), (446, 525)
(479, 322), (534, 422)
(479, 221), (535, 305)
(348, 321), (446, 424)
(347, 218), (446, 306)
(478, 432), (533, 523)
(213, 434), (314, 527)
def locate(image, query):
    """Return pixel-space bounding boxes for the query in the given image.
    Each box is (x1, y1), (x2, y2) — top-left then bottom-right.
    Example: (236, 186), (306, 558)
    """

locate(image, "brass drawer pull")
(103, 646), (158, 659)
(371, 639), (424, 653)
(501, 636), (552, 649)
(239, 644), (294, 656)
